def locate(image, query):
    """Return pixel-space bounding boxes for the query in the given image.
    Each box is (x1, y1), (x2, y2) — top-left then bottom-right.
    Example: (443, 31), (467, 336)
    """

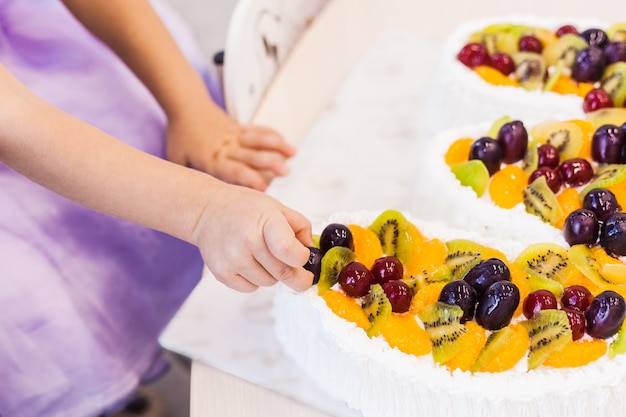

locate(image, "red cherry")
(583, 88), (614, 113)
(557, 158), (594, 187)
(561, 285), (593, 311)
(518, 35), (543, 53)
(537, 143), (560, 169)
(556, 25), (579, 37)
(370, 256), (404, 285)
(489, 53), (516, 75)
(338, 262), (373, 298)
(382, 280), (412, 313)
(457, 42), (490, 68)
(563, 307), (587, 341)
(523, 289), (558, 319)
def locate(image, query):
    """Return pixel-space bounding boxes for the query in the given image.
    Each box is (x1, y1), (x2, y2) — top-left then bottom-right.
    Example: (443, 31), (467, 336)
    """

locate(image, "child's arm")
(0, 64), (313, 292)
(62, 0), (294, 191)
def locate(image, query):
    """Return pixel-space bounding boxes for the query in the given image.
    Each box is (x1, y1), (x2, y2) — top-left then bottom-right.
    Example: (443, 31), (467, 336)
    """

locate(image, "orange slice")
(474, 65), (519, 87)
(568, 119), (594, 159)
(445, 138), (474, 166)
(322, 289), (370, 330)
(380, 313), (432, 357)
(348, 224), (384, 269)
(543, 340), (607, 368)
(510, 263), (531, 318)
(555, 187), (582, 229)
(445, 321), (486, 372)
(410, 282), (447, 315)
(608, 180), (626, 209)
(479, 323), (529, 373)
(488, 164), (529, 209)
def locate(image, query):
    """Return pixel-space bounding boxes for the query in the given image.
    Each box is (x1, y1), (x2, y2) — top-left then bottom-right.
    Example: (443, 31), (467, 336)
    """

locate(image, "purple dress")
(0, 1), (220, 415)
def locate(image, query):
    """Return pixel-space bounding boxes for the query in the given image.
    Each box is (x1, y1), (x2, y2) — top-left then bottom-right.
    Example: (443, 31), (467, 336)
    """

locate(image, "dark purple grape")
(382, 280), (412, 313)
(338, 262), (373, 298)
(561, 285), (593, 312)
(537, 143), (560, 168)
(523, 289), (558, 319)
(529, 166), (562, 194)
(563, 307), (587, 341)
(605, 42), (626, 64)
(563, 208), (600, 246)
(475, 281), (520, 331)
(557, 158), (594, 187)
(580, 28), (609, 49)
(583, 188), (622, 222)
(463, 258), (510, 298)
(497, 120), (529, 163)
(571, 47), (606, 83)
(320, 223), (354, 254)
(518, 35), (543, 53)
(585, 290), (626, 339)
(370, 256), (403, 285)
(600, 212), (626, 257)
(438, 280), (478, 323)
(457, 42), (490, 68)
(469, 137), (503, 176)
(489, 53), (516, 75)
(592, 124), (625, 163)
(304, 247), (323, 285)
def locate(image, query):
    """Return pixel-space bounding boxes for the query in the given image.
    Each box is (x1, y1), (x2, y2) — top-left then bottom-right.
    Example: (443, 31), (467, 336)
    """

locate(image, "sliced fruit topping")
(525, 309), (573, 370)
(418, 301), (467, 364)
(529, 120), (583, 161)
(410, 282), (448, 314)
(445, 321), (486, 372)
(380, 313), (432, 357)
(587, 108), (626, 130)
(479, 324), (529, 374)
(445, 138), (473, 166)
(362, 283), (392, 337)
(521, 140), (539, 175)
(600, 62), (626, 109)
(486, 115), (513, 139)
(474, 65), (520, 87)
(368, 210), (419, 272)
(323, 289), (370, 330)
(542, 33), (588, 68)
(489, 164), (528, 209)
(581, 164), (626, 197)
(348, 224), (384, 269)
(609, 319), (626, 358)
(607, 23), (626, 42)
(514, 243), (577, 286)
(513, 52), (547, 90)
(543, 59), (564, 92)
(543, 339), (607, 368)
(444, 239), (486, 280)
(317, 246), (356, 295)
(523, 175), (564, 226)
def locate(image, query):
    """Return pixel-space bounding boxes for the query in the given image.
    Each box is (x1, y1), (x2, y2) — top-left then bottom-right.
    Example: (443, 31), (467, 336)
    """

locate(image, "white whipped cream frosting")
(274, 211), (626, 417)
(419, 15), (607, 136)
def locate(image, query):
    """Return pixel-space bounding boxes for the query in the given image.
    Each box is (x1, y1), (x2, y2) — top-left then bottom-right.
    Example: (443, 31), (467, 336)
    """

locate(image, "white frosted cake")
(274, 210), (626, 417)
(420, 16), (614, 136)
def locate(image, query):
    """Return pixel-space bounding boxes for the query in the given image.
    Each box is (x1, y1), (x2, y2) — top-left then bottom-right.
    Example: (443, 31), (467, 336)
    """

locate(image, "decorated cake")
(274, 209), (626, 417)
(421, 17), (626, 135)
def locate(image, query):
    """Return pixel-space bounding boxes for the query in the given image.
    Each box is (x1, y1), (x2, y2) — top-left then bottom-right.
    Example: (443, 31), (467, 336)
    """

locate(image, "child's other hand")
(193, 184), (314, 292)
(165, 101), (295, 191)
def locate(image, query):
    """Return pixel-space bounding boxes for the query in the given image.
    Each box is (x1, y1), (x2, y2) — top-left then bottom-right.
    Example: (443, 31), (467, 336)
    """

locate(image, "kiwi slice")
(450, 160), (490, 197)
(362, 283), (392, 337)
(609, 320), (626, 359)
(514, 243), (576, 285)
(418, 301), (467, 364)
(527, 274), (564, 299)
(513, 52), (547, 91)
(542, 33), (589, 68)
(581, 164), (626, 197)
(523, 176), (564, 226)
(521, 140), (540, 175)
(403, 265), (452, 293)
(486, 115), (513, 139)
(368, 209), (416, 267)
(587, 108), (626, 130)
(524, 309), (572, 370)
(469, 31), (518, 56)
(444, 239), (486, 280)
(470, 326), (517, 373)
(607, 23), (626, 42)
(568, 244), (614, 288)
(317, 246), (355, 295)
(542, 59), (565, 92)
(602, 263), (626, 285)
(529, 120), (583, 161)
(600, 62), (626, 108)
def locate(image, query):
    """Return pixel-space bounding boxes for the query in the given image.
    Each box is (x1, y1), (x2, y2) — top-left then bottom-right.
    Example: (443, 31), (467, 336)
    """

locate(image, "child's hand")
(193, 183), (314, 292)
(165, 101), (295, 191)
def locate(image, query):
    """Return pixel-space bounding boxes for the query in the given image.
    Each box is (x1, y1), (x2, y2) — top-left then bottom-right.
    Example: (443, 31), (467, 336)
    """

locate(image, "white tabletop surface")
(160, 28), (439, 416)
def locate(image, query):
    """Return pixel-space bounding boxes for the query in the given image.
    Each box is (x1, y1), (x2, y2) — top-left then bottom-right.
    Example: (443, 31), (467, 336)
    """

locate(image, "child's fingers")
(239, 126), (296, 157)
(228, 147), (290, 176)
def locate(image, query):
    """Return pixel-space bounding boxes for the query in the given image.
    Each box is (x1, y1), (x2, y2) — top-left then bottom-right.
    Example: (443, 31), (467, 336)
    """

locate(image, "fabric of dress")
(0, 1), (219, 416)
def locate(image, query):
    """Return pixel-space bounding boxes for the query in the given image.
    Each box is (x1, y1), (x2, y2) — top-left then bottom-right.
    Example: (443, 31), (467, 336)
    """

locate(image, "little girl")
(0, 1), (313, 416)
